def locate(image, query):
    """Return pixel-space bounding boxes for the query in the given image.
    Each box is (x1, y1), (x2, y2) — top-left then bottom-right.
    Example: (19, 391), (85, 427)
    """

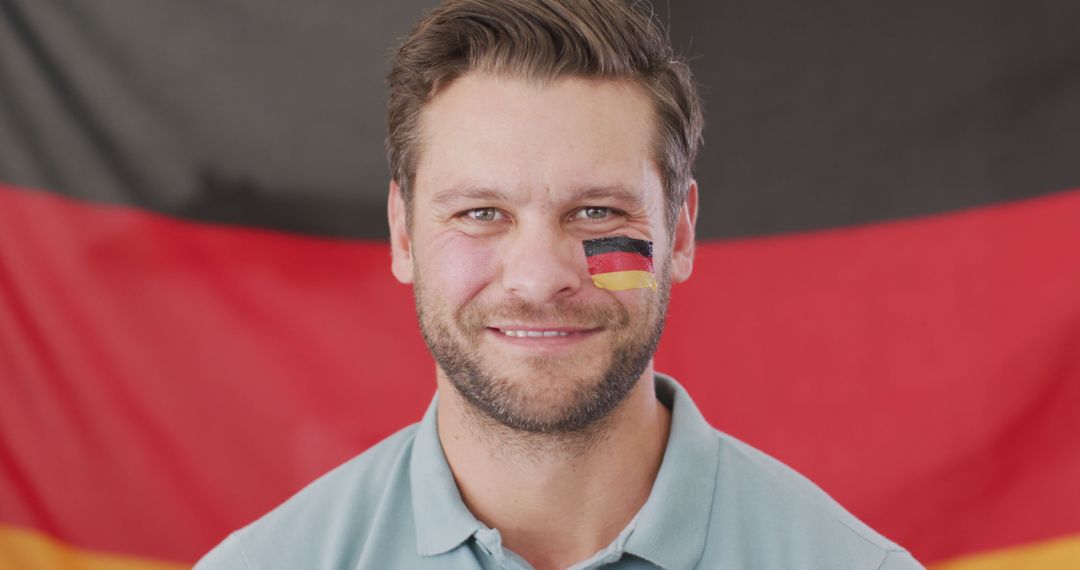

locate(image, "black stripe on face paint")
(583, 236), (653, 258)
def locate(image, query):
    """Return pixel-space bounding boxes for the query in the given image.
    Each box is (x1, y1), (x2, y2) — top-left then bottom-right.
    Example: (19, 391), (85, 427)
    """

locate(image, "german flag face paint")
(583, 236), (658, 292)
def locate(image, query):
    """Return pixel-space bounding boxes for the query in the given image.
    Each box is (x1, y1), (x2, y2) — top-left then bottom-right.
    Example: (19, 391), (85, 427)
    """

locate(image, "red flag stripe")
(0, 184), (432, 561)
(1, 183), (1079, 564)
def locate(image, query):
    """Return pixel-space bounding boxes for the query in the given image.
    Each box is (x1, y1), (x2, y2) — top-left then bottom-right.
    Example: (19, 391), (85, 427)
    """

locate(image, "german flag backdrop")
(1, 0), (1078, 568)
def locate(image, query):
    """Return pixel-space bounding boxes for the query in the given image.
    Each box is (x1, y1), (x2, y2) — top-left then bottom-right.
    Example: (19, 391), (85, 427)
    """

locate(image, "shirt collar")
(410, 397), (484, 556)
(622, 374), (719, 570)
(409, 374), (719, 567)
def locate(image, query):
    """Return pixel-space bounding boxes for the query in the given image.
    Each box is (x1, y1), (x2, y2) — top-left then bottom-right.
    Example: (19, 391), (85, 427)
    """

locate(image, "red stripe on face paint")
(586, 251), (653, 275)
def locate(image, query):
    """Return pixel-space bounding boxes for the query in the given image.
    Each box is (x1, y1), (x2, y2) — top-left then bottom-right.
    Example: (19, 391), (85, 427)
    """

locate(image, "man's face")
(388, 74), (695, 434)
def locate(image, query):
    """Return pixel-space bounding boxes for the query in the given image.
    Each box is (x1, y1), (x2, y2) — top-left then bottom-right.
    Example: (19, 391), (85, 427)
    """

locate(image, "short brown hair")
(387, 0), (704, 229)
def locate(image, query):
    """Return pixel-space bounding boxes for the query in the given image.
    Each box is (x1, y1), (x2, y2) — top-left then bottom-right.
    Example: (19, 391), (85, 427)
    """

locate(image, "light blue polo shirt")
(196, 375), (922, 569)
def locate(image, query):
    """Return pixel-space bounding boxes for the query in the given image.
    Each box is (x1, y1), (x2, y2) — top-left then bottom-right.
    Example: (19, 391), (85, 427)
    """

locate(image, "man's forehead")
(416, 75), (653, 152)
(412, 74), (661, 206)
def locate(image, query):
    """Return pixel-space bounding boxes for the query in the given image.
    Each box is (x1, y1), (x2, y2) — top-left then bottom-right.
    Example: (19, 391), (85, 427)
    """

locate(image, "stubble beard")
(415, 266), (671, 443)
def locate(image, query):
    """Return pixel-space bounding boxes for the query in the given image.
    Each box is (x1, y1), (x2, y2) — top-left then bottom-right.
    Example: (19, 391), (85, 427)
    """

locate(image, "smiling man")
(196, 1), (921, 569)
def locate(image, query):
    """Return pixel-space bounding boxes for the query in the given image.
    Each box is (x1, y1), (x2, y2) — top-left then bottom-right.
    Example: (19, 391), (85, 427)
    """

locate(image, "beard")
(414, 265), (671, 436)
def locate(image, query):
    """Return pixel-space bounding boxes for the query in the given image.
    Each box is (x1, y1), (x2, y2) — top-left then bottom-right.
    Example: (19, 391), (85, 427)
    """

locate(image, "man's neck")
(435, 370), (672, 570)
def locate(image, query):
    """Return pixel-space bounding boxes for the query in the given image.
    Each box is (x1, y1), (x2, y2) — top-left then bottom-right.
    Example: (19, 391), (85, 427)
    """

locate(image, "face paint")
(583, 236), (658, 292)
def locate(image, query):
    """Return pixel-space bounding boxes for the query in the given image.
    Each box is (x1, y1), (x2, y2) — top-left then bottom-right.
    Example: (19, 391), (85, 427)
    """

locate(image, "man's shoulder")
(195, 422), (422, 570)
(702, 428), (922, 569)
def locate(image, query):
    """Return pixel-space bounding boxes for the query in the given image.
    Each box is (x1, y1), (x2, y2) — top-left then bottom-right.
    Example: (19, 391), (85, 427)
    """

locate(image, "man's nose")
(499, 224), (584, 304)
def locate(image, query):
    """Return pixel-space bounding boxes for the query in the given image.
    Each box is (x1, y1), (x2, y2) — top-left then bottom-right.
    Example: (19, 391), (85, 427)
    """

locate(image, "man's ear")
(669, 180), (698, 284)
(388, 180), (414, 284)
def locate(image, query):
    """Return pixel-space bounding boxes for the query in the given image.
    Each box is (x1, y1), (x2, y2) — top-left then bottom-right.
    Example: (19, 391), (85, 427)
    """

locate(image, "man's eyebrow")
(573, 185), (647, 206)
(430, 187), (509, 207)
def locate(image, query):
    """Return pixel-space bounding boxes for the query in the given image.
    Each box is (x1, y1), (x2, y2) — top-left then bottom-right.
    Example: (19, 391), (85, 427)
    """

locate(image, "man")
(197, 1), (922, 568)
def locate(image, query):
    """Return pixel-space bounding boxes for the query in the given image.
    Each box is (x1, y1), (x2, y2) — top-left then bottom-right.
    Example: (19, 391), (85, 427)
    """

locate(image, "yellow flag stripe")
(590, 270), (657, 291)
(928, 533), (1080, 570)
(0, 524), (188, 570)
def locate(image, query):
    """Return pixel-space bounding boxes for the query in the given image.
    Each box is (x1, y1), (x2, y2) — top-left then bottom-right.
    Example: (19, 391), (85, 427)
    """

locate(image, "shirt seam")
(235, 531), (256, 570)
(683, 433), (723, 570)
(834, 518), (902, 556)
(718, 431), (899, 556)
(874, 549), (913, 570)
(717, 433), (911, 565)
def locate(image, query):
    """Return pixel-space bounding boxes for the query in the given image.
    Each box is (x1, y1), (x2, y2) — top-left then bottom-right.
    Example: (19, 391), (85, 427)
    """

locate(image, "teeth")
(500, 329), (569, 337)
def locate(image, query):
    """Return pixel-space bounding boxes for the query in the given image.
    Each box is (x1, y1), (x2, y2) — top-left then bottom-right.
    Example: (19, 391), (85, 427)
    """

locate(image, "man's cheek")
(424, 235), (498, 300)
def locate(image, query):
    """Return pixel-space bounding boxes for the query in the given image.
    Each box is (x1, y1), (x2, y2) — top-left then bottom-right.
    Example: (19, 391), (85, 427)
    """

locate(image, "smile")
(499, 330), (569, 337)
(487, 326), (599, 342)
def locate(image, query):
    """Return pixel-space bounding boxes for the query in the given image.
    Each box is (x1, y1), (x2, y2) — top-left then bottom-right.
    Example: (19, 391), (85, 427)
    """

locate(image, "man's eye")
(575, 207), (614, 220)
(465, 208), (502, 222)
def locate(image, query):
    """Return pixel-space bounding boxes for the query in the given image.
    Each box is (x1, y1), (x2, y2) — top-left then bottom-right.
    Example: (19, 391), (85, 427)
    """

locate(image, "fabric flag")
(1, 0), (1078, 568)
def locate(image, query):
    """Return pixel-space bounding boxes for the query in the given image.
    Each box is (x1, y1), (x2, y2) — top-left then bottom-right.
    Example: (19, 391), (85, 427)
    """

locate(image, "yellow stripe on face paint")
(928, 533), (1080, 570)
(0, 523), (188, 570)
(590, 270), (657, 291)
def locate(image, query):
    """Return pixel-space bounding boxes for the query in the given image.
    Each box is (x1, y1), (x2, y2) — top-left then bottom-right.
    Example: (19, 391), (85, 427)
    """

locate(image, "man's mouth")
(499, 329), (570, 338)
(486, 326), (599, 339)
